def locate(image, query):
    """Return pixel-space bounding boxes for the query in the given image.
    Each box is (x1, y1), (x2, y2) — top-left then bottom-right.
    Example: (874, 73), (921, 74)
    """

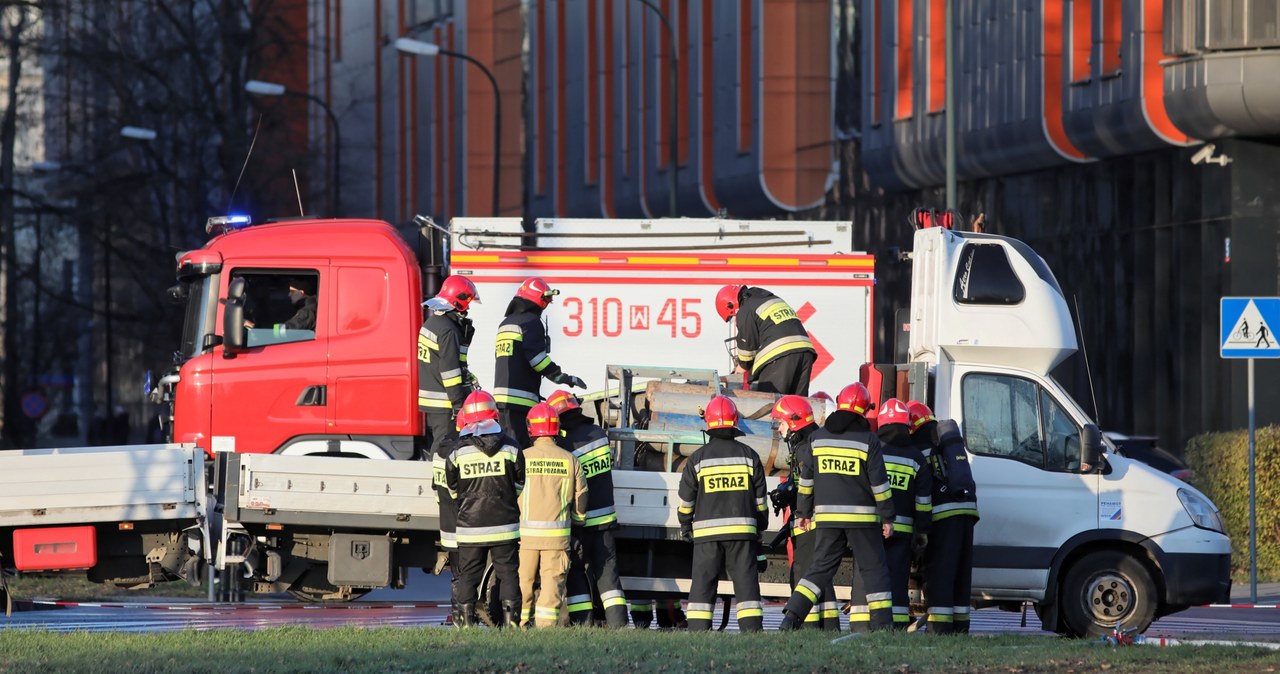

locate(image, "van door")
(951, 365), (1098, 599)
(209, 265), (328, 454)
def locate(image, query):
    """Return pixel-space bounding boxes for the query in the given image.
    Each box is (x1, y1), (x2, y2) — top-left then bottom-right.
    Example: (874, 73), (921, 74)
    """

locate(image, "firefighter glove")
(680, 527), (693, 544)
(756, 553), (768, 574)
(912, 533), (929, 557)
(554, 372), (587, 389)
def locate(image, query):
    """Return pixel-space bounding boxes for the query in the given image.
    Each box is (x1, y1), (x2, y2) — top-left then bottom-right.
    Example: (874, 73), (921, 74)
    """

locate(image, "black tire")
(1060, 550), (1157, 638)
(286, 565), (372, 603)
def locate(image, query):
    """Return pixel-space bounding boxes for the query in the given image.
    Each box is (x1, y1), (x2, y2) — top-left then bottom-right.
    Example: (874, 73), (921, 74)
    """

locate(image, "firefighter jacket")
(913, 420), (980, 522)
(877, 424), (933, 536)
(445, 421), (525, 546)
(432, 440), (458, 549)
(796, 411), (895, 529)
(519, 436), (589, 550)
(733, 287), (815, 376)
(494, 298), (564, 408)
(677, 431), (768, 542)
(786, 425), (818, 538)
(418, 307), (474, 412)
(557, 410), (618, 529)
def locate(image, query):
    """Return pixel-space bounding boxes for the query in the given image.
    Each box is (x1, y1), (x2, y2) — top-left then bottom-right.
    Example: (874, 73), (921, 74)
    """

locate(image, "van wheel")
(1060, 550), (1156, 638)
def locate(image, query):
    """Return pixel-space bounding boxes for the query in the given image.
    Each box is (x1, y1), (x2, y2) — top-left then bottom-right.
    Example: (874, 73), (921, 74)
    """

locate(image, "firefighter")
(779, 383), (895, 631)
(770, 394), (837, 630)
(548, 389), (630, 628)
(419, 275), (480, 456)
(445, 390), (525, 628)
(433, 390), (494, 619)
(909, 400), (979, 634)
(421, 277), (480, 578)
(677, 395), (768, 632)
(715, 285), (817, 396)
(873, 398), (932, 630)
(494, 277), (586, 448)
(517, 402), (588, 628)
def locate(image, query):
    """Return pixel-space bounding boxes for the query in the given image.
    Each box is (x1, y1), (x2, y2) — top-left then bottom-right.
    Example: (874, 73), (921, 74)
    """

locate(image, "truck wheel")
(287, 565), (371, 603)
(1060, 550), (1156, 638)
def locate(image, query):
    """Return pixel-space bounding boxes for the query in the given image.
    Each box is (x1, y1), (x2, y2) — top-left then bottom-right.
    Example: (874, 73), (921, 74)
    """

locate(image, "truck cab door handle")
(296, 385), (327, 407)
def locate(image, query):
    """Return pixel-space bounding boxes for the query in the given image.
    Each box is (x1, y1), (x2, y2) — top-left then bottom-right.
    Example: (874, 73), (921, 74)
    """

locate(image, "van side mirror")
(1080, 423), (1103, 473)
(222, 277), (247, 357)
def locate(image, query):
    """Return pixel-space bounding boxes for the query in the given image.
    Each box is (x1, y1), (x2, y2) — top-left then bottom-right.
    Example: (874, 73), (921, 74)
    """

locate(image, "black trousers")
(455, 543), (521, 611)
(565, 526), (629, 628)
(786, 527), (891, 631)
(498, 404), (532, 449)
(851, 534), (913, 630)
(751, 351), (816, 397)
(687, 539), (763, 632)
(426, 410), (457, 458)
(791, 530), (839, 630)
(923, 515), (976, 634)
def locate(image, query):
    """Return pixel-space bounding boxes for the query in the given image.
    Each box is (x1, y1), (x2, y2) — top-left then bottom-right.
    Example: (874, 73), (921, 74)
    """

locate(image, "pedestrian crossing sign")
(1221, 297), (1280, 359)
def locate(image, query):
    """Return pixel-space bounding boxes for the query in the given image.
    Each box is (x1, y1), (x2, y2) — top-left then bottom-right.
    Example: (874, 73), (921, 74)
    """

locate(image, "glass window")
(953, 243), (1026, 305)
(1042, 389), (1082, 472)
(961, 373), (1083, 473)
(962, 373), (1043, 467)
(232, 270), (320, 347)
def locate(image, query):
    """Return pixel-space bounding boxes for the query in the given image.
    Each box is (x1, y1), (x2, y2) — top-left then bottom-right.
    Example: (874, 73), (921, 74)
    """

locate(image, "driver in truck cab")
(715, 285), (817, 396)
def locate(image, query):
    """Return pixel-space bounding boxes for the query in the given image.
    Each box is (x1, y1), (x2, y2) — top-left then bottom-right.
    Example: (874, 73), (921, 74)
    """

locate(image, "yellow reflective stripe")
(585, 513), (618, 526)
(797, 485), (813, 495)
(455, 530), (520, 544)
(927, 614), (954, 622)
(751, 339), (813, 374)
(441, 375), (463, 388)
(814, 513), (880, 524)
(532, 355), (552, 372)
(812, 446), (868, 461)
(677, 506), (694, 515)
(736, 607), (763, 618)
(796, 584), (818, 603)
(849, 613), (871, 623)
(495, 330), (523, 342)
(687, 609), (713, 620)
(577, 445), (611, 463)
(691, 525), (757, 538)
(419, 397), (452, 409)
(875, 490), (893, 502)
(933, 508), (979, 521)
(868, 599), (892, 610)
(602, 595), (627, 609)
(520, 527), (571, 538)
(567, 600), (593, 613)
(892, 522), (914, 533)
(494, 393), (539, 406)
(698, 464), (753, 478)
(419, 335), (438, 351)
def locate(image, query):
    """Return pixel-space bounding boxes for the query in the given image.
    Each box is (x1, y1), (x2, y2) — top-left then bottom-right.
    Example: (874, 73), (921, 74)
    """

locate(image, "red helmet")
(811, 391), (833, 402)
(703, 395), (739, 431)
(526, 402), (560, 438)
(436, 276), (480, 312)
(715, 285), (744, 322)
(457, 390), (499, 430)
(515, 277), (559, 309)
(771, 395), (815, 433)
(546, 389), (581, 414)
(837, 383), (872, 414)
(879, 398), (910, 427)
(907, 400), (936, 430)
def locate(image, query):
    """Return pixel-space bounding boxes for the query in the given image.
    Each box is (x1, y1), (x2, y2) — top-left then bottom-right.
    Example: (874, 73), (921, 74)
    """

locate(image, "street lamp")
(633, 0), (679, 218)
(245, 79), (343, 217)
(394, 37), (502, 217)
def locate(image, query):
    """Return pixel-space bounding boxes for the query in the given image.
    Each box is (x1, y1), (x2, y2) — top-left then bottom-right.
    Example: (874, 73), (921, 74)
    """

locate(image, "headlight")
(1178, 488), (1225, 533)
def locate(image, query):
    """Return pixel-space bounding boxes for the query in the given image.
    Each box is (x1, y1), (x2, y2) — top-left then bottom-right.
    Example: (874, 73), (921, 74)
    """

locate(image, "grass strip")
(2, 626), (1280, 673)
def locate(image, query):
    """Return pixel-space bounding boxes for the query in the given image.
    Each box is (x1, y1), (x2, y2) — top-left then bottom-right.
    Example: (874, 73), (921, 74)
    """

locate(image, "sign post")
(1220, 297), (1280, 604)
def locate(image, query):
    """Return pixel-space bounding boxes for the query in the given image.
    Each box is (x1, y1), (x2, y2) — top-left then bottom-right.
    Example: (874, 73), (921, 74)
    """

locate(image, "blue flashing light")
(205, 214), (254, 236)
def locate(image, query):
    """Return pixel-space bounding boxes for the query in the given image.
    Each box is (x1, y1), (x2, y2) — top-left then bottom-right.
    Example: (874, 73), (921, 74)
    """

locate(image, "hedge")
(1185, 425), (1280, 581)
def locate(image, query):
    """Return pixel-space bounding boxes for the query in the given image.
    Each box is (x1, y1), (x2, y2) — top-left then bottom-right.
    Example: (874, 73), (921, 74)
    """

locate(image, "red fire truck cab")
(169, 217), (423, 459)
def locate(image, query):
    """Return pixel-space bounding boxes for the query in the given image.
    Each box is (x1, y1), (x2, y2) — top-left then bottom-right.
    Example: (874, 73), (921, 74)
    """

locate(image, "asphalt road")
(4, 570), (1279, 637)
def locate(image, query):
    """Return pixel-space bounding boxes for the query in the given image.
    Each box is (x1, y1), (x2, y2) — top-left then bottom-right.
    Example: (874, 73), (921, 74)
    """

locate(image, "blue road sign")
(1221, 297), (1280, 359)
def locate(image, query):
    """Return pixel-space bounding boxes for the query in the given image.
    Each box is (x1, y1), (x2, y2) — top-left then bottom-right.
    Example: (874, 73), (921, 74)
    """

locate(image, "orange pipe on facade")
(896, 0), (912, 120)
(699, 0), (721, 214)
(1042, 0), (1088, 161)
(1139, 0), (1189, 144)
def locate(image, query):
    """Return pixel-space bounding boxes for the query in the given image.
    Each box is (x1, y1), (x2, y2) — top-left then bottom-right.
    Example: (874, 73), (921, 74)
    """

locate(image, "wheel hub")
(1087, 573), (1133, 623)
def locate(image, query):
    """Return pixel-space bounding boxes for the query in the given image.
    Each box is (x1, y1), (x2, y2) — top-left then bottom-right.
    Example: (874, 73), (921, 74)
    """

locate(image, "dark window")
(232, 269), (320, 347)
(953, 243), (1026, 305)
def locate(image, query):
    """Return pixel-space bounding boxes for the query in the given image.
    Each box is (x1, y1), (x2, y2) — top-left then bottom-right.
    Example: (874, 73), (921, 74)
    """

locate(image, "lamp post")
(633, 0), (678, 218)
(245, 79), (343, 217)
(394, 37), (502, 217)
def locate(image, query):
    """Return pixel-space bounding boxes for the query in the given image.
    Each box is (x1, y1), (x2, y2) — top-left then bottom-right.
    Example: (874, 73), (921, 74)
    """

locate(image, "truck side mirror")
(1080, 423), (1103, 473)
(222, 277), (247, 357)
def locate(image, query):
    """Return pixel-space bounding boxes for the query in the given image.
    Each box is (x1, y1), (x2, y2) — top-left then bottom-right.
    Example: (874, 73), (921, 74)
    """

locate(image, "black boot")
(778, 610), (802, 631)
(458, 603), (476, 628)
(501, 600), (519, 629)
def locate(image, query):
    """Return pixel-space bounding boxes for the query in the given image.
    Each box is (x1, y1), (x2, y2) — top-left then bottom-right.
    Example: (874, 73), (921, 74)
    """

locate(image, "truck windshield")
(177, 276), (218, 359)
